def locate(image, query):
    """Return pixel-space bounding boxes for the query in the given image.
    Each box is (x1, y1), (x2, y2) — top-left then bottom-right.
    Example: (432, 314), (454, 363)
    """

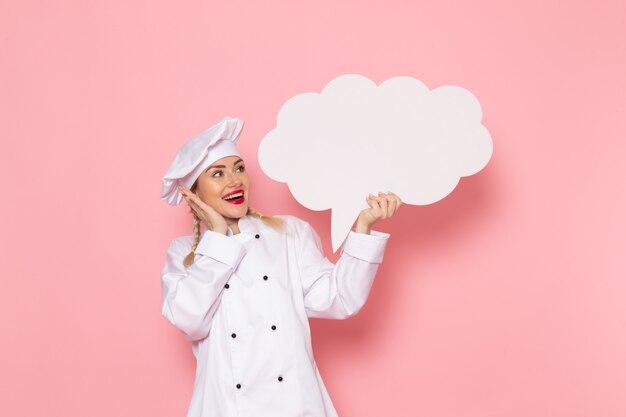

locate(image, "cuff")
(341, 229), (390, 264)
(195, 230), (247, 268)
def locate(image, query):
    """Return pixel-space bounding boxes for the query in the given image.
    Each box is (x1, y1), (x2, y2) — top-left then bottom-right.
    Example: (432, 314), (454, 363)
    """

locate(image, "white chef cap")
(160, 116), (244, 205)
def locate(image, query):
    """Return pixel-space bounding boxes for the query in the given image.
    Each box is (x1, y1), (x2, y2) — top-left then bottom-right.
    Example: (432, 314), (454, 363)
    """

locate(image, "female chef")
(160, 116), (402, 417)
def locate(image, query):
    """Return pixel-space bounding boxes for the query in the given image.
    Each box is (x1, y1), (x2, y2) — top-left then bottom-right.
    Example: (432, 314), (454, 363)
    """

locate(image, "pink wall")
(2, 1), (625, 416)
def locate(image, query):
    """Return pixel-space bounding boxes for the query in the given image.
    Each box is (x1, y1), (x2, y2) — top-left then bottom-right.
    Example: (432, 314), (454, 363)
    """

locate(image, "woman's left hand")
(353, 192), (403, 234)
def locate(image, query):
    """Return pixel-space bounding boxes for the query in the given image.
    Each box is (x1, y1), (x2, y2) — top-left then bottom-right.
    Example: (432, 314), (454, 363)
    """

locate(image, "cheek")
(199, 181), (224, 202)
(211, 187), (225, 201)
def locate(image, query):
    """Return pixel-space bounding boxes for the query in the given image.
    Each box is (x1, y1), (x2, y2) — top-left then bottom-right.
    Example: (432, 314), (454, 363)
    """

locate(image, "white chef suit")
(161, 213), (390, 417)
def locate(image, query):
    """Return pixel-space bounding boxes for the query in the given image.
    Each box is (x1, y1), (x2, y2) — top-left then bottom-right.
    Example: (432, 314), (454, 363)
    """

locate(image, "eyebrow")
(205, 158), (244, 172)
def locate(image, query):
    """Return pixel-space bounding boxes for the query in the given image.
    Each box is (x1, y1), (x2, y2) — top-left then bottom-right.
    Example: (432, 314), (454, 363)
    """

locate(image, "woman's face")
(193, 155), (250, 224)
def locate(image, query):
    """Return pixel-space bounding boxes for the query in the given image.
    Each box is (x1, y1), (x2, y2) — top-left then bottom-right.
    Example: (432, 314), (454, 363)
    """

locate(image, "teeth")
(224, 192), (243, 200)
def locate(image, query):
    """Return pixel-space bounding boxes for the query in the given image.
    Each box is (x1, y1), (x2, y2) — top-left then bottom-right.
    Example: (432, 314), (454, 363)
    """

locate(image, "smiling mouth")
(223, 191), (245, 205)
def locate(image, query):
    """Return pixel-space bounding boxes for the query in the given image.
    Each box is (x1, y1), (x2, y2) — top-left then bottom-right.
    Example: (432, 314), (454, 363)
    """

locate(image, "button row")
(224, 274), (271, 290)
(230, 231), (284, 392)
(236, 375), (284, 389)
(230, 325), (277, 340)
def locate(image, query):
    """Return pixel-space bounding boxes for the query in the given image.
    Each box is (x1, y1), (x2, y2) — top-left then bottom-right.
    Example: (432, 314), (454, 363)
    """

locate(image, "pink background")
(2, 1), (625, 416)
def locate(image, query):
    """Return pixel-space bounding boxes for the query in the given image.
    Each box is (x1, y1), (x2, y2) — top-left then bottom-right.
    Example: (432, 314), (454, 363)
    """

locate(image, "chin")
(226, 205), (248, 218)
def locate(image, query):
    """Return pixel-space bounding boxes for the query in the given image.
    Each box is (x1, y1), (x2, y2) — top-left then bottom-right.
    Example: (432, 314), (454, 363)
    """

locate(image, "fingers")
(179, 185), (223, 231)
(386, 191), (402, 204)
(180, 186), (202, 206)
(383, 192), (402, 215)
(185, 195), (200, 216)
(386, 192), (397, 216)
(377, 192), (389, 217)
(368, 191), (403, 218)
(179, 186), (193, 207)
(180, 185), (195, 201)
(180, 185), (203, 216)
(366, 194), (382, 213)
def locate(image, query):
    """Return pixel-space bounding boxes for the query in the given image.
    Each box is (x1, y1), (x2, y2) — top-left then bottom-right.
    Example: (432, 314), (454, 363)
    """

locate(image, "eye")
(212, 170), (223, 177)
(236, 165), (245, 172)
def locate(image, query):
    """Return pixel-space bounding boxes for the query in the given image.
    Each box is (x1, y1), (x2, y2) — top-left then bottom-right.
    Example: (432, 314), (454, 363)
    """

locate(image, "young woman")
(160, 116), (402, 417)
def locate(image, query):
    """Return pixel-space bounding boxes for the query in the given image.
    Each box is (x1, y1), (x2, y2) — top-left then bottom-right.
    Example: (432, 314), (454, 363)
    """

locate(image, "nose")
(226, 170), (243, 187)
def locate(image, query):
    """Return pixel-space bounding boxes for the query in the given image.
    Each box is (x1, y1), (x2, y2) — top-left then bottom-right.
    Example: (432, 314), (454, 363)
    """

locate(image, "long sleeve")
(160, 231), (247, 341)
(295, 220), (390, 320)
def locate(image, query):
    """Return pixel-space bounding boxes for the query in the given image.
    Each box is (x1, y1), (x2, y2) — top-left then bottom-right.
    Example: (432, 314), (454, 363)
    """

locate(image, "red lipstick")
(223, 189), (245, 205)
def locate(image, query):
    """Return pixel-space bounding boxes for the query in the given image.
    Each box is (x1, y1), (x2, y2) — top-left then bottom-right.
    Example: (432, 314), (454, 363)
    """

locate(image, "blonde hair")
(182, 182), (285, 268)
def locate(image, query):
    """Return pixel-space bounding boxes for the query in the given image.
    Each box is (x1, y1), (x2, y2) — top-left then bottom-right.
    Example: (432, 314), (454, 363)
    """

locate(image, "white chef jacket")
(161, 214), (390, 417)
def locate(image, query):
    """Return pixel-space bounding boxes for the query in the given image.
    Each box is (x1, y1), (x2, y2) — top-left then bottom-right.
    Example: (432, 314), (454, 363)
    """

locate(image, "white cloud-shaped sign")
(258, 73), (493, 252)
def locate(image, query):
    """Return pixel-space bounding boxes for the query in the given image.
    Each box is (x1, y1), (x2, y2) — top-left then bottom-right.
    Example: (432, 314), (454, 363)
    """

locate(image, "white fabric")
(180, 139), (240, 190)
(160, 214), (390, 417)
(161, 117), (244, 206)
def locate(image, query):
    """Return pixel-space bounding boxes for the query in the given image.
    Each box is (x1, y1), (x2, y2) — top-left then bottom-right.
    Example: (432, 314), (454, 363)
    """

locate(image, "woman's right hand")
(179, 185), (229, 235)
